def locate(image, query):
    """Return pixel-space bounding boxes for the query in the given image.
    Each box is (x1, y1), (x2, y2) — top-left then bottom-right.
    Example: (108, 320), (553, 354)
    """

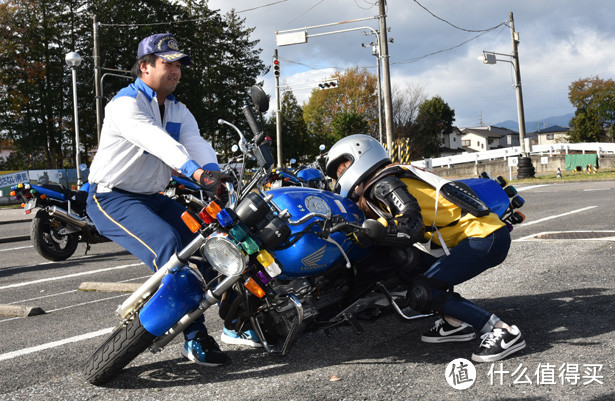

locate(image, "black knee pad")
(407, 277), (457, 314)
(407, 278), (433, 313)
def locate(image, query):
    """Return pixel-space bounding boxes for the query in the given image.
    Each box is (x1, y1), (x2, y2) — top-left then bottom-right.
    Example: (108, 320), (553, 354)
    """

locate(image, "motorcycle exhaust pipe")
(46, 206), (90, 229)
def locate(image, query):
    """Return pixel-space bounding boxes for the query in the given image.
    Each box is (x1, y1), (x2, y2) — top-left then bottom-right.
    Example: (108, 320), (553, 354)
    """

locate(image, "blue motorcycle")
(10, 179), (108, 260)
(83, 86), (525, 385)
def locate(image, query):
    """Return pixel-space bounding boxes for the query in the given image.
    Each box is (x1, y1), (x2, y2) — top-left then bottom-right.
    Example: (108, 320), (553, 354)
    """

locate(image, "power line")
(412, 0), (506, 33)
(280, 0), (327, 30)
(393, 26), (505, 64)
(98, 0), (289, 27)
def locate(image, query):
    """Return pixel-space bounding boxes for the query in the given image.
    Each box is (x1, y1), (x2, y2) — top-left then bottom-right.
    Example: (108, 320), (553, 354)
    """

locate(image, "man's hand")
(195, 169), (232, 203)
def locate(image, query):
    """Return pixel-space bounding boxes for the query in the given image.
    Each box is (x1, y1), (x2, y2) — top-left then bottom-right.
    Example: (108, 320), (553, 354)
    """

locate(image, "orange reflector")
(205, 201), (222, 219)
(181, 211), (202, 233)
(40, 194), (47, 200)
(20, 203), (25, 208)
(244, 277), (266, 298)
(179, 185), (185, 189)
(10, 191), (16, 196)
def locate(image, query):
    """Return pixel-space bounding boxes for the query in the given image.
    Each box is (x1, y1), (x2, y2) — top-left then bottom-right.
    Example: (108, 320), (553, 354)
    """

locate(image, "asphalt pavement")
(0, 182), (613, 401)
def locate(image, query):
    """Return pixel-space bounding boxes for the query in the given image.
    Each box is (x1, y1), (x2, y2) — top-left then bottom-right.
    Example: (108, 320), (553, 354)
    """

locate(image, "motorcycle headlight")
(202, 233), (246, 276)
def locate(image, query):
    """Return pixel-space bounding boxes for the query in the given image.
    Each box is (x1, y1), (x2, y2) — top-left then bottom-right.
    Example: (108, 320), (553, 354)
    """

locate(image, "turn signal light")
(205, 201), (222, 219)
(10, 191), (16, 196)
(181, 211), (202, 233)
(244, 277), (266, 298)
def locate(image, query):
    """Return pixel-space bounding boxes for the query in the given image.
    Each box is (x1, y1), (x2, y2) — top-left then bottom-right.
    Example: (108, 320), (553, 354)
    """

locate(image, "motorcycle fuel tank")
(296, 167), (324, 182)
(266, 187), (370, 279)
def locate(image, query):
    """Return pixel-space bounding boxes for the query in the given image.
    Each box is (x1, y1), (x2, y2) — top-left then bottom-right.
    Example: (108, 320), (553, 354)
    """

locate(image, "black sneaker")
(421, 318), (476, 343)
(472, 325), (526, 363)
(182, 332), (231, 366)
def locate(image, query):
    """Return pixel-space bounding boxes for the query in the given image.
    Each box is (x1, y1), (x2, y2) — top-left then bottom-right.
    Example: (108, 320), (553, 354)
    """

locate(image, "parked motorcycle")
(83, 85), (525, 385)
(266, 145), (330, 190)
(10, 177), (108, 261)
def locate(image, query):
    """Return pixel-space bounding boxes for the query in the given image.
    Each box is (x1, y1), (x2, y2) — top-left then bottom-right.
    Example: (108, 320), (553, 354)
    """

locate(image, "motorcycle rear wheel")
(83, 314), (156, 385)
(31, 210), (79, 261)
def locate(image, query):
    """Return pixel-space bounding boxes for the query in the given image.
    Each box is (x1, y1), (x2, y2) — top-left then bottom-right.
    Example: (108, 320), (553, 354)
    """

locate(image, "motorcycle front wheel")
(30, 210), (79, 261)
(83, 314), (156, 385)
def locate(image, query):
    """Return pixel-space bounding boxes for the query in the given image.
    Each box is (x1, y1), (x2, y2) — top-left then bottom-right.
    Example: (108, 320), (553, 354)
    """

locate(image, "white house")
(460, 126), (519, 152)
(439, 126), (463, 156)
(528, 125), (570, 146)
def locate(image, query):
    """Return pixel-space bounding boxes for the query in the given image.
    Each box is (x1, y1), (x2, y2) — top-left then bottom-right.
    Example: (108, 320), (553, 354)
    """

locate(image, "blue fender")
(139, 267), (205, 336)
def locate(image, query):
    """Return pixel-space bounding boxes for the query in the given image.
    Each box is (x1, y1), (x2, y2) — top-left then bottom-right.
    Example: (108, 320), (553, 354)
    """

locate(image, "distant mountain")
(493, 112), (574, 132)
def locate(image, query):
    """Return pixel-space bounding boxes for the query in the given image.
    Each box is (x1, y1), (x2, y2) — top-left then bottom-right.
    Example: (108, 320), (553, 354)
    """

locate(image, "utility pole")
(509, 11), (534, 178)
(378, 0), (395, 156)
(510, 12), (526, 156)
(274, 49), (282, 168)
(93, 15), (103, 143)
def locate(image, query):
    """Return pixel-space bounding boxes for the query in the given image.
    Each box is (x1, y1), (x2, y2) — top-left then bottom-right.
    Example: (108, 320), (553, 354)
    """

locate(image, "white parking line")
(0, 245), (33, 252)
(516, 184), (550, 192)
(0, 262), (143, 290)
(520, 206), (598, 227)
(0, 327), (113, 362)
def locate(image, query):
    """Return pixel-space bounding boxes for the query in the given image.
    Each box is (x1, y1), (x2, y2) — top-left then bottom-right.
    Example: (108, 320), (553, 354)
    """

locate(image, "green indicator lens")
(230, 225), (247, 242)
(241, 237), (259, 255)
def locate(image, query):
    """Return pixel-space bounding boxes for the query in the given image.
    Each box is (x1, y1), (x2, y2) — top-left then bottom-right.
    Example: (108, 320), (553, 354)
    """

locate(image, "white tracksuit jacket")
(88, 78), (218, 194)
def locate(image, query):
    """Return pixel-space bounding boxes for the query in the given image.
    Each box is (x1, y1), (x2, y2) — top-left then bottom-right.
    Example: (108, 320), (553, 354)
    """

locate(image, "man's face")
(140, 57), (182, 100)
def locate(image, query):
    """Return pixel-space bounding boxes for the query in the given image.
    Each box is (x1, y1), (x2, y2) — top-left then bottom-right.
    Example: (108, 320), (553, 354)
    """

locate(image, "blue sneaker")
(182, 333), (230, 366)
(220, 327), (262, 348)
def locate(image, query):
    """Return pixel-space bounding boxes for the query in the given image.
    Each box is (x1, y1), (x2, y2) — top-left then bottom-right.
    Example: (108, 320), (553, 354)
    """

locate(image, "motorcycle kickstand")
(84, 242), (91, 255)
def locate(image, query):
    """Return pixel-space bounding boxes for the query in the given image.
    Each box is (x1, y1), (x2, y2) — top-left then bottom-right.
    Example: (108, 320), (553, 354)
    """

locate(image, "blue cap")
(137, 33), (191, 65)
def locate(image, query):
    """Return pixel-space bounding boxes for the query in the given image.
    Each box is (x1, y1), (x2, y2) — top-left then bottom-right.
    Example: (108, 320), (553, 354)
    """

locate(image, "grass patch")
(510, 168), (615, 184)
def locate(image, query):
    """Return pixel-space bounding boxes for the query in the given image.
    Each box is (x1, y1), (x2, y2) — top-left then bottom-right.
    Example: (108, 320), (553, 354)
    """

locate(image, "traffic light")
(318, 80), (338, 90)
(273, 57), (280, 78)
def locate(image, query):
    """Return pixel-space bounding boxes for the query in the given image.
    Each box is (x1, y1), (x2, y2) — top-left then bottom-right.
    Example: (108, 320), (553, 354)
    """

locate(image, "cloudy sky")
(207, 0), (614, 129)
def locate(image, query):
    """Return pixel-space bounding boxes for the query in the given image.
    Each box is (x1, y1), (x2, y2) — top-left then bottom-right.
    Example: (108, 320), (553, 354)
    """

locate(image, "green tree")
(303, 67), (378, 145)
(0, 0), (85, 169)
(265, 91), (315, 163)
(568, 76), (615, 142)
(408, 96), (455, 159)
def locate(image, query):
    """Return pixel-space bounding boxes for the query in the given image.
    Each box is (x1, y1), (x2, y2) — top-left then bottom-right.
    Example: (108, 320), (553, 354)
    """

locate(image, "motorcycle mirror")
(362, 219), (387, 240)
(79, 163), (88, 171)
(231, 144), (239, 153)
(319, 144), (326, 152)
(250, 85), (269, 113)
(289, 158), (296, 165)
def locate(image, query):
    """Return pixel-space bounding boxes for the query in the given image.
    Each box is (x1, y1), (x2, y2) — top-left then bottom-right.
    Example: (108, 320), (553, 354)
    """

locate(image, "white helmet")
(325, 134), (391, 198)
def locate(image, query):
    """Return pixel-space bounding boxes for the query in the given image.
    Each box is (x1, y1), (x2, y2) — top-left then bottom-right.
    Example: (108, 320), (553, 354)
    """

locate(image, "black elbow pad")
(373, 176), (421, 216)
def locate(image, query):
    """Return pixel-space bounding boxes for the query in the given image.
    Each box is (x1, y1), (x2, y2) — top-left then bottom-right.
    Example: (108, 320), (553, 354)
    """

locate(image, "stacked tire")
(516, 157), (535, 179)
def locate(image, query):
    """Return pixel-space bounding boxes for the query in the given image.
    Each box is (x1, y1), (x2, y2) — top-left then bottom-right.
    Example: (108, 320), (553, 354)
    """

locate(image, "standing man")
(87, 33), (232, 366)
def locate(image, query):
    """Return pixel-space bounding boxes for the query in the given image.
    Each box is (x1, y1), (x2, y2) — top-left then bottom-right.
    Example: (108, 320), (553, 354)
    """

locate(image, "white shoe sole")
(421, 332), (476, 343)
(181, 347), (226, 366)
(471, 340), (526, 363)
(221, 332), (263, 348)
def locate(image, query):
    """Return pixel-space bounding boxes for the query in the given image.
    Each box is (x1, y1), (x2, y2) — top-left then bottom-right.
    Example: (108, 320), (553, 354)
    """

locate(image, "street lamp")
(481, 12), (534, 179)
(65, 51), (83, 186)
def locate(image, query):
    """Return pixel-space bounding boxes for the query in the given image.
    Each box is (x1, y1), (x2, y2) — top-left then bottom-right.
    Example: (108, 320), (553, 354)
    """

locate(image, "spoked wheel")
(30, 210), (79, 261)
(83, 314), (156, 385)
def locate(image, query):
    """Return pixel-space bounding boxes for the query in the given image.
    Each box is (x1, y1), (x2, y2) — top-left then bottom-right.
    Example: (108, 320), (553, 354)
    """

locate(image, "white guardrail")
(410, 142), (615, 169)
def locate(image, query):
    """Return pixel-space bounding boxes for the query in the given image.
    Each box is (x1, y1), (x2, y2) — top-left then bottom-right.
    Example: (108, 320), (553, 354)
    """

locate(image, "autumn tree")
(303, 67), (378, 145)
(568, 76), (615, 142)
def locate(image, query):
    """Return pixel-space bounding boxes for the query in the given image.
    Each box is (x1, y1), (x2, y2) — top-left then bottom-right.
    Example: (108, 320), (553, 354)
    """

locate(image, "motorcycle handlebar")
(242, 105), (266, 146)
